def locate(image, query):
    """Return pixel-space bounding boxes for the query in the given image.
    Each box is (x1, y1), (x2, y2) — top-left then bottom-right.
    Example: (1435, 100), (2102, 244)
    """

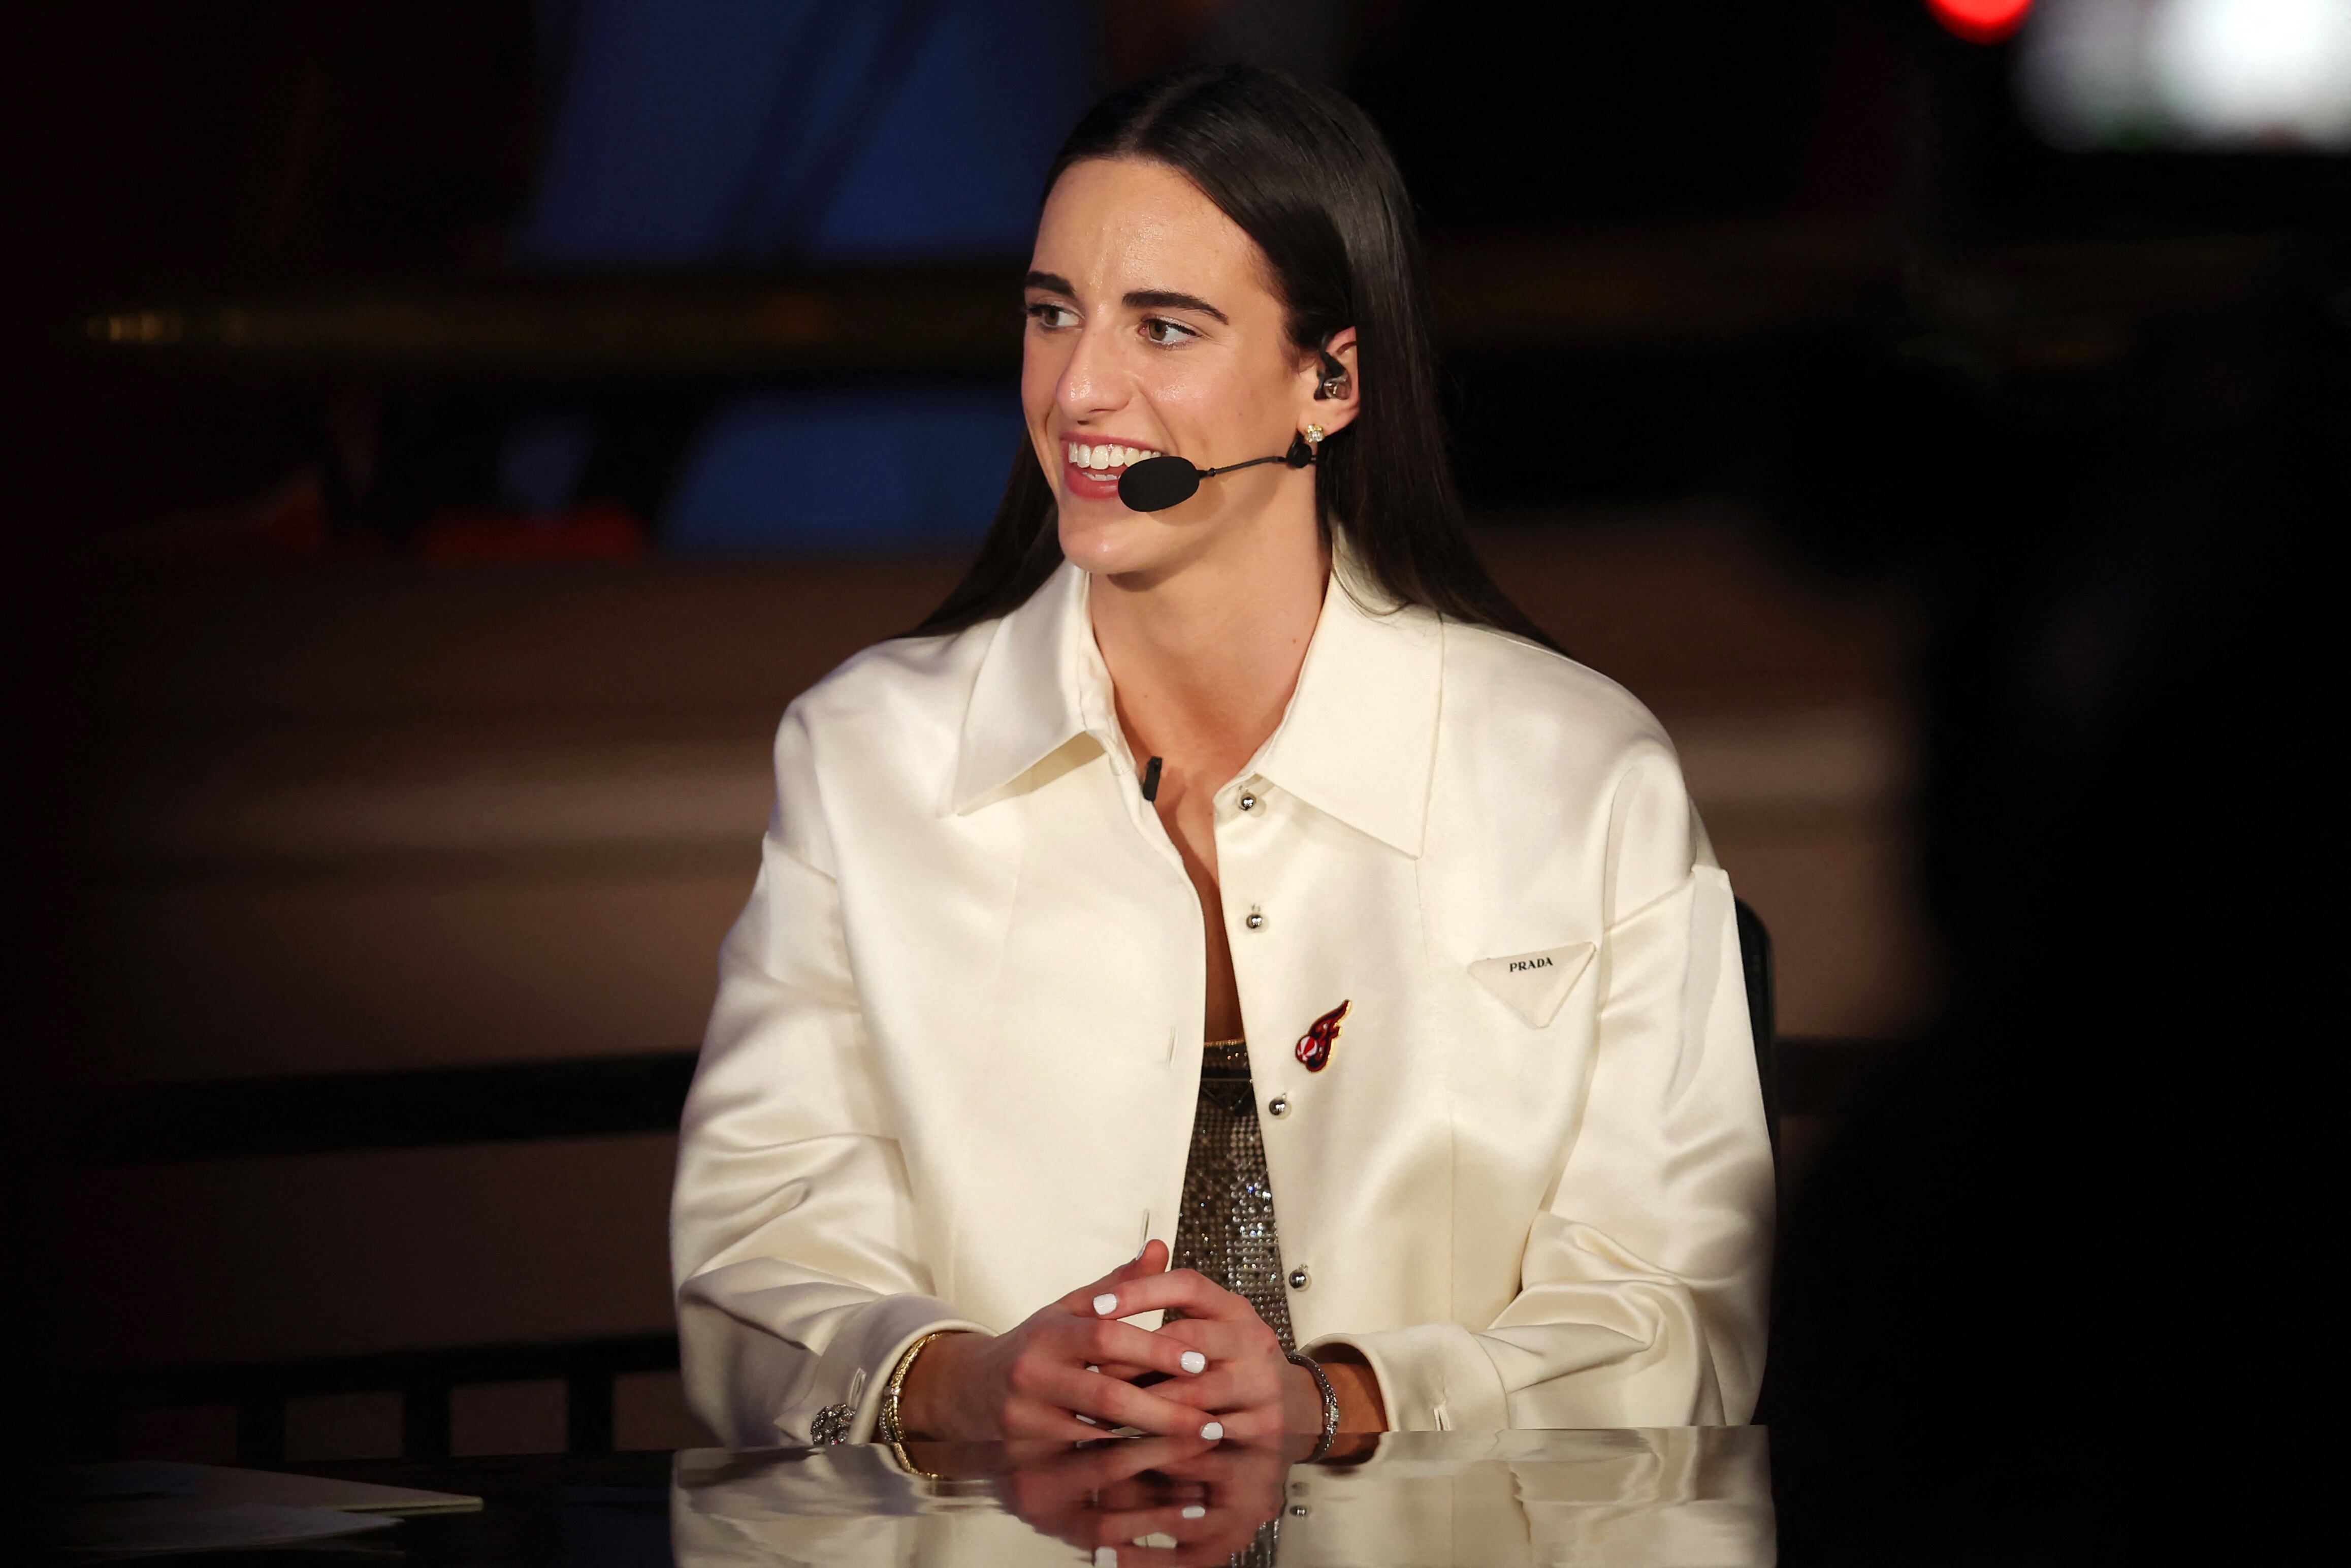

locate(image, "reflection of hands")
(900, 1242), (1221, 1441)
(989, 1435), (1295, 1568)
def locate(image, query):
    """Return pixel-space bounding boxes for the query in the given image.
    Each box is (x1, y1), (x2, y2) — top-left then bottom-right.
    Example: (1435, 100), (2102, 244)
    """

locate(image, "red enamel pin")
(1294, 1000), (1350, 1073)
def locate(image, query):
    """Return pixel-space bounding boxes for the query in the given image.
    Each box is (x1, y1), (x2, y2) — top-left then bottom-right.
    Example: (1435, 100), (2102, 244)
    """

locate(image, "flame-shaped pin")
(1294, 1000), (1350, 1073)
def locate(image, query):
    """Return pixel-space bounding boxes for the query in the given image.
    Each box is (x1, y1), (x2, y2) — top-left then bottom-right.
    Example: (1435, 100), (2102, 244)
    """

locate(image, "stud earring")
(1304, 424), (1326, 449)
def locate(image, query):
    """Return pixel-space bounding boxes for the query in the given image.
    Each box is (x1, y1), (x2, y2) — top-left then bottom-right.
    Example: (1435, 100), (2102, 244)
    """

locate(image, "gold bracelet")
(877, 1329), (956, 1444)
(886, 1439), (948, 1481)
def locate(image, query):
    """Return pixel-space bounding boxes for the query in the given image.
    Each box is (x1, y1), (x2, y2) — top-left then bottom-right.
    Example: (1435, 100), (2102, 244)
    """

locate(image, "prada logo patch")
(1468, 942), (1594, 1028)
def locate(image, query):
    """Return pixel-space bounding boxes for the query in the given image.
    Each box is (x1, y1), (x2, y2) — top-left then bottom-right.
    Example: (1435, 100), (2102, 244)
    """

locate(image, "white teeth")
(1066, 442), (1164, 471)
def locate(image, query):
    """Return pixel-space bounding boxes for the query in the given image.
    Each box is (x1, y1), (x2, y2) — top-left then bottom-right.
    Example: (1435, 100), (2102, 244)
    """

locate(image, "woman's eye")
(1141, 317), (1196, 346)
(1026, 302), (1076, 330)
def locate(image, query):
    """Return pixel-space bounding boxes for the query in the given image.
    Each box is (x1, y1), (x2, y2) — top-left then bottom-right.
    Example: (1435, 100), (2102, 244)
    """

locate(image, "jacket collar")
(952, 555), (1443, 857)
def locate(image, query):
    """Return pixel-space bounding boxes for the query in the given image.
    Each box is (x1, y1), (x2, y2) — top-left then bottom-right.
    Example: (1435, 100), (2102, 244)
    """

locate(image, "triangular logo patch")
(1468, 942), (1594, 1028)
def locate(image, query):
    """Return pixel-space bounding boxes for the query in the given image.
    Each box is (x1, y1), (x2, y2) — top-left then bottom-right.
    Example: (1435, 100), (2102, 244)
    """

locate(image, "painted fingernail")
(1181, 1505), (1207, 1520)
(1179, 1351), (1207, 1374)
(1200, 1421), (1223, 1441)
(1093, 1550), (1117, 1568)
(1085, 1364), (1101, 1374)
(1074, 1413), (1099, 1426)
(1092, 1293), (1118, 1316)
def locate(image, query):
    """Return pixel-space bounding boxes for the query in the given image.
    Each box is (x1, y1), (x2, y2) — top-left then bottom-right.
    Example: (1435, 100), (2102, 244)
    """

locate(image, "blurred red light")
(1927, 0), (2032, 44)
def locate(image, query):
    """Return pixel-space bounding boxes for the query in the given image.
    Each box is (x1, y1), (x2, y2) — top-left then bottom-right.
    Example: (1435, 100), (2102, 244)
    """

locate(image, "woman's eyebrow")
(1124, 289), (1228, 324)
(1023, 270), (1077, 296)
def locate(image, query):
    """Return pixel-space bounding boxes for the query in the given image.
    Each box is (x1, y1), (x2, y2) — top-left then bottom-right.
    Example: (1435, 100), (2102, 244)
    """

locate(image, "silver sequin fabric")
(1170, 1040), (1295, 1352)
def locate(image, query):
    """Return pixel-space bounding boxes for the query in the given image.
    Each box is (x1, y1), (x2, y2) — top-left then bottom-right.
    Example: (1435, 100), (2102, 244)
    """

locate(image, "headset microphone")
(1116, 432), (1316, 514)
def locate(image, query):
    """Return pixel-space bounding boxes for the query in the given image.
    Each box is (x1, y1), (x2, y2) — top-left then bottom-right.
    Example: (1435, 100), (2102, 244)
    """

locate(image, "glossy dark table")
(244, 1429), (1773, 1567)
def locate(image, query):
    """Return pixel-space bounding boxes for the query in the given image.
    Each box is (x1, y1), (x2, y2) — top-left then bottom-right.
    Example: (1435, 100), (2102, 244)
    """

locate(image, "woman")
(672, 65), (1772, 1452)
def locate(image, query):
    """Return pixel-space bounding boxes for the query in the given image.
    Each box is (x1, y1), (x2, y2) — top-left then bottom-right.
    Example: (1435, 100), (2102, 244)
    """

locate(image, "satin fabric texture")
(671, 558), (1774, 1446)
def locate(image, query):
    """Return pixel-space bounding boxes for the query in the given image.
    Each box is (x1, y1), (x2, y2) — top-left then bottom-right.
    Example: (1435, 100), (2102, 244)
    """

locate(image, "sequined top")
(1169, 1039), (1295, 1351)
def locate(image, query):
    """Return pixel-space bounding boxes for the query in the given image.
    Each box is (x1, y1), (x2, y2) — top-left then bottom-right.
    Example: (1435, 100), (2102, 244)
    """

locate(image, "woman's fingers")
(1056, 1315), (1212, 1381)
(1127, 1326), (1282, 1412)
(1060, 1240), (1172, 1316)
(1079, 1502), (1230, 1546)
(1146, 1317), (1264, 1365)
(1089, 1360), (1156, 1381)
(999, 1396), (1108, 1442)
(1001, 1438), (1194, 1517)
(1085, 1514), (1273, 1568)
(1192, 1403), (1287, 1443)
(1143, 1364), (1279, 1417)
(1033, 1364), (1231, 1438)
(1084, 1266), (1255, 1323)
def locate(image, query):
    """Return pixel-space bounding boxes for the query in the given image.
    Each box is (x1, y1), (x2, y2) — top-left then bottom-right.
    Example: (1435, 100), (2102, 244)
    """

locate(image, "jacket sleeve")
(670, 711), (982, 1447)
(1309, 754), (1775, 1429)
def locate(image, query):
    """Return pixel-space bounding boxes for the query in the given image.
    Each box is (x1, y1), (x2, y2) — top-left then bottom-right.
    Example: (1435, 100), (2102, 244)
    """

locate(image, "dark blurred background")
(5, 1), (2335, 1556)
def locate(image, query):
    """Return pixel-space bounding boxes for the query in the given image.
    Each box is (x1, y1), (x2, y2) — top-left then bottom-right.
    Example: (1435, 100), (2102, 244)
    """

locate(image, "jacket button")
(1267, 1094), (1290, 1118)
(1244, 911), (1265, 930)
(1287, 1265), (1310, 1291)
(1239, 791), (1258, 811)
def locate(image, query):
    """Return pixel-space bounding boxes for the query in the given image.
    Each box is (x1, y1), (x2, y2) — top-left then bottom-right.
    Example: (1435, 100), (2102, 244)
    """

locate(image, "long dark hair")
(913, 63), (1551, 648)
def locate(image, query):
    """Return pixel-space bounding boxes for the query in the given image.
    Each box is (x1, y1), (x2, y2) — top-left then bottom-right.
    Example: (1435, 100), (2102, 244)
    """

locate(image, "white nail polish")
(1074, 1413), (1099, 1426)
(1093, 1293), (1118, 1316)
(1094, 1549), (1118, 1568)
(1200, 1421), (1223, 1441)
(1179, 1351), (1206, 1374)
(1181, 1505), (1207, 1520)
(1085, 1364), (1101, 1374)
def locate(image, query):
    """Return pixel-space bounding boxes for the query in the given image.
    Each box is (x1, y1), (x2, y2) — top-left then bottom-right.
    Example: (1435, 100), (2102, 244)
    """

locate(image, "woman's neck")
(1088, 509), (1328, 781)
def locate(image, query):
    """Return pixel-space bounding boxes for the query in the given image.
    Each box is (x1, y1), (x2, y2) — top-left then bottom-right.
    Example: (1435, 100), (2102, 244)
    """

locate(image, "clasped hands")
(897, 1240), (1343, 1442)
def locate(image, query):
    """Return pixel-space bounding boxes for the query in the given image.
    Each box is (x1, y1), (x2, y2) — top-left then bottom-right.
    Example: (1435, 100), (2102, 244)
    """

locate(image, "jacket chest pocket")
(1449, 935), (1603, 1129)
(1466, 940), (1595, 1028)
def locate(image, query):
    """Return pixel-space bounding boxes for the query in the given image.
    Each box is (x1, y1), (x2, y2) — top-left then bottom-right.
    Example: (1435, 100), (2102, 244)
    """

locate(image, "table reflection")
(671, 1428), (1774, 1567)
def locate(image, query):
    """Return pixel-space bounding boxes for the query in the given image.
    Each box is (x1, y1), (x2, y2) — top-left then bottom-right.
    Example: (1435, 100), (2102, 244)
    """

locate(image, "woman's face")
(1022, 156), (1357, 579)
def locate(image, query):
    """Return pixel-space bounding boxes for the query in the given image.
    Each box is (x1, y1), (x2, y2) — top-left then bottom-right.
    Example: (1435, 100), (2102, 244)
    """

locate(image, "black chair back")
(1733, 898), (1779, 1160)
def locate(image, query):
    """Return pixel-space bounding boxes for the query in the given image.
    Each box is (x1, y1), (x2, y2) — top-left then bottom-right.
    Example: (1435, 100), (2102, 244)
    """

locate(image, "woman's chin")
(1056, 509), (1178, 577)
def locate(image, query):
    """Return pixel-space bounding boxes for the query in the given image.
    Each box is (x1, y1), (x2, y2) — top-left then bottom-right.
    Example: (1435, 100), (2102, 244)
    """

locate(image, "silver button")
(1238, 791), (1258, 811)
(1267, 1094), (1290, 1118)
(1287, 1265), (1310, 1291)
(1289, 1504), (1310, 1518)
(1244, 911), (1265, 930)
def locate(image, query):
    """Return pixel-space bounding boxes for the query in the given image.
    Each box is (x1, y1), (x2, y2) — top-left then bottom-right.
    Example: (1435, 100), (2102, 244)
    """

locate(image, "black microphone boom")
(1116, 434), (1315, 513)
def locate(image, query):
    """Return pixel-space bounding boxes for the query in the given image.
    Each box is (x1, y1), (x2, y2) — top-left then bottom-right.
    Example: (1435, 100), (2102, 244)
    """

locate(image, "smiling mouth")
(1065, 440), (1166, 475)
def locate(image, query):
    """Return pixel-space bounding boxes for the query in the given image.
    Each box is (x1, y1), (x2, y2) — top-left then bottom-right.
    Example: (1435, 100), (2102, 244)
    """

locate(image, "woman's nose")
(1057, 326), (1130, 420)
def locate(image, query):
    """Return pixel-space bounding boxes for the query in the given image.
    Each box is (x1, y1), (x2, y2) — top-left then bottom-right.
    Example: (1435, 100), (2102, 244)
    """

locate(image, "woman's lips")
(1060, 438), (1166, 502)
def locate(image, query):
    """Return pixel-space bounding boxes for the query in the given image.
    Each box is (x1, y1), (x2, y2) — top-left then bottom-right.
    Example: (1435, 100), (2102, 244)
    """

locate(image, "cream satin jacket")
(672, 559), (1774, 1447)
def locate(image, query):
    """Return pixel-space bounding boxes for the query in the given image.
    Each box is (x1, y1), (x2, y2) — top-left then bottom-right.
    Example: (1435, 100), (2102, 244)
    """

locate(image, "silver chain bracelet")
(1284, 1350), (1340, 1460)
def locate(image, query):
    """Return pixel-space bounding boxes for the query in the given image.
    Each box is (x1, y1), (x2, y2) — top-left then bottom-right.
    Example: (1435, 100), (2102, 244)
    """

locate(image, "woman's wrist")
(891, 1329), (975, 1441)
(1279, 1359), (1329, 1435)
(1312, 1345), (1388, 1433)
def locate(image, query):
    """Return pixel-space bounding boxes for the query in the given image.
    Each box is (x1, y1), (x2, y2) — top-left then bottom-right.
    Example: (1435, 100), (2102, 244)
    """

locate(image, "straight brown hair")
(912, 63), (1552, 649)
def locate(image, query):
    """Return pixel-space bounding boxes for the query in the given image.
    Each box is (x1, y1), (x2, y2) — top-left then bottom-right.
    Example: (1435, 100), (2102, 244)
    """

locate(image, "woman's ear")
(1307, 327), (1362, 436)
